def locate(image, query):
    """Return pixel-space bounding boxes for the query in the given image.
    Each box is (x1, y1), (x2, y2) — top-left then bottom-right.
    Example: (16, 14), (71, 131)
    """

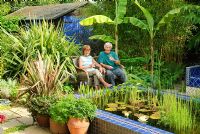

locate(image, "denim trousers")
(106, 68), (126, 86)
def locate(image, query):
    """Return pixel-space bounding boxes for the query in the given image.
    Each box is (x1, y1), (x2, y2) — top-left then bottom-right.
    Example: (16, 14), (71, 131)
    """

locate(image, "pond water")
(88, 87), (200, 134)
(103, 100), (200, 134)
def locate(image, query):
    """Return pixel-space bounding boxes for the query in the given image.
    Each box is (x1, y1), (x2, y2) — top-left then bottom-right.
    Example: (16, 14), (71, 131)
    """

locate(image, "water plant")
(160, 94), (195, 133)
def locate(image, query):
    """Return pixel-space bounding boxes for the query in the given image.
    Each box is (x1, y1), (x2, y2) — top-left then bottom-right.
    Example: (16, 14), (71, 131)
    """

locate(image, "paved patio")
(0, 106), (51, 134)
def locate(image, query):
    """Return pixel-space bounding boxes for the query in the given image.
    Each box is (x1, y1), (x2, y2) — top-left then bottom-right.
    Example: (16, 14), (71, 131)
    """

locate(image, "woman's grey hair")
(104, 42), (112, 49)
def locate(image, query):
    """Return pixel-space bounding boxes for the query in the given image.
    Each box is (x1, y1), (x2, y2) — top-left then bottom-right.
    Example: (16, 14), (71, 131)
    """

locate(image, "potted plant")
(22, 53), (72, 126)
(49, 97), (72, 134)
(27, 95), (58, 127)
(65, 95), (97, 134)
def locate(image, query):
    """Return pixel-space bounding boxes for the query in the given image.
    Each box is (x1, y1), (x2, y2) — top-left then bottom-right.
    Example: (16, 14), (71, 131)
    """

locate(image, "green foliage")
(79, 82), (145, 109)
(23, 53), (72, 96)
(80, 15), (114, 26)
(0, 3), (20, 32)
(154, 62), (184, 89)
(0, 21), (79, 78)
(126, 66), (151, 86)
(27, 95), (58, 116)
(160, 94), (195, 133)
(89, 35), (115, 44)
(0, 78), (18, 99)
(62, 83), (74, 94)
(4, 125), (29, 134)
(0, 2), (11, 16)
(0, 56), (3, 78)
(80, 0), (128, 53)
(65, 96), (97, 121)
(49, 95), (73, 124)
(0, 16), (20, 32)
(115, 0), (128, 24)
(121, 57), (149, 66)
(0, 0), (77, 8)
(49, 95), (97, 124)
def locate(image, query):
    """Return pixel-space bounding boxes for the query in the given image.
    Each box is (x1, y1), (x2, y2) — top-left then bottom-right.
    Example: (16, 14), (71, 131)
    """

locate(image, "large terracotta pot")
(50, 118), (68, 134)
(67, 118), (90, 134)
(36, 114), (49, 127)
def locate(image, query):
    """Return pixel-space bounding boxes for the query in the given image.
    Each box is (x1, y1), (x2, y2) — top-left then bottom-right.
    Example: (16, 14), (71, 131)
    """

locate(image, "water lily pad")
(107, 103), (118, 108)
(150, 112), (160, 119)
(105, 107), (117, 112)
(126, 105), (135, 110)
(117, 106), (126, 110)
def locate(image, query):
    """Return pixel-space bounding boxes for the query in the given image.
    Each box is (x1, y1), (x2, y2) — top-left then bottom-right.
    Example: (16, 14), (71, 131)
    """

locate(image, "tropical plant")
(123, 0), (183, 84)
(80, 0), (128, 54)
(22, 53), (72, 97)
(0, 21), (79, 78)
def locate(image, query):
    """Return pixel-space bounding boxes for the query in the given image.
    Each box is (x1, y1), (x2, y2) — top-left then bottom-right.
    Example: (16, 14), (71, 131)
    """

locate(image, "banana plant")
(80, 0), (128, 54)
(124, 0), (182, 85)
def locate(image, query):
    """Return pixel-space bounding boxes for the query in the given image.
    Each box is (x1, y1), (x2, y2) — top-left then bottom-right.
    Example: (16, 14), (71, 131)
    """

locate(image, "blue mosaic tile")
(96, 110), (174, 134)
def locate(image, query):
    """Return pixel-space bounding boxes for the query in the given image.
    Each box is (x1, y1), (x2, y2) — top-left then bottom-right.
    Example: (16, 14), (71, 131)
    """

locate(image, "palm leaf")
(124, 17), (148, 30)
(156, 8), (181, 31)
(89, 35), (115, 44)
(80, 15), (114, 26)
(115, 0), (128, 24)
(134, 0), (154, 38)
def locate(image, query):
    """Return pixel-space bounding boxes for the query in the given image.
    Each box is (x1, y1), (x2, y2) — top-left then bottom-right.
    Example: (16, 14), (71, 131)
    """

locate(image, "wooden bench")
(71, 56), (127, 88)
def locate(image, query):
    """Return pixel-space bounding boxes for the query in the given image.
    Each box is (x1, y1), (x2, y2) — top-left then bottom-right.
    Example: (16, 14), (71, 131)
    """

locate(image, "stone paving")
(0, 106), (51, 134)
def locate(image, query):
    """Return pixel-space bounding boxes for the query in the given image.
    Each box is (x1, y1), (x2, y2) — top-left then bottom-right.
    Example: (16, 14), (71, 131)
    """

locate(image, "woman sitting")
(79, 45), (112, 89)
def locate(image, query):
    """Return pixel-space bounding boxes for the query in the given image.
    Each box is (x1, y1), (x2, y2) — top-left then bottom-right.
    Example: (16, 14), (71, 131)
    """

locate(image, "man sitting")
(98, 42), (126, 86)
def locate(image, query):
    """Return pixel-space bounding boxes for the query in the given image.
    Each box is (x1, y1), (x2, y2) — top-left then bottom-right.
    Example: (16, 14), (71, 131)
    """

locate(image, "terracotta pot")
(50, 118), (68, 134)
(36, 114), (49, 127)
(67, 118), (90, 134)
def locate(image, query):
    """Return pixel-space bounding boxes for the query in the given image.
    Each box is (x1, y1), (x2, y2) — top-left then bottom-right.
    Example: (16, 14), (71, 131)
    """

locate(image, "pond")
(79, 85), (200, 134)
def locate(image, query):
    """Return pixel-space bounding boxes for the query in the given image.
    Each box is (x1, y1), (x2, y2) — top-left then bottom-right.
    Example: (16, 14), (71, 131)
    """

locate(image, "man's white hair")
(104, 42), (112, 48)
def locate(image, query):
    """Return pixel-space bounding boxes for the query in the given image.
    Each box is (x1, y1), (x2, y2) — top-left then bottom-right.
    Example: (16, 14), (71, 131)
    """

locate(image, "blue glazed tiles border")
(96, 109), (173, 134)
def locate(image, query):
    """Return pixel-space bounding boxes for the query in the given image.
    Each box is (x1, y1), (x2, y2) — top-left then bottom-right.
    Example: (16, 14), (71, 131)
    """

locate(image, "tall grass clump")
(0, 21), (80, 78)
(160, 94), (195, 133)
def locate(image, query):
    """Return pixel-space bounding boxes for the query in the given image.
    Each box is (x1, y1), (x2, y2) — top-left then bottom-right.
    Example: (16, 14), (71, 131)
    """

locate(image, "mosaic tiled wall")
(89, 110), (173, 134)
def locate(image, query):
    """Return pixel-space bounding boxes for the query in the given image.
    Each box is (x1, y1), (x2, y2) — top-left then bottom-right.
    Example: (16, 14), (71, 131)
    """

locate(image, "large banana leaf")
(124, 17), (148, 30)
(115, 0), (128, 24)
(89, 35), (115, 44)
(156, 8), (181, 31)
(79, 15), (114, 26)
(134, 0), (154, 38)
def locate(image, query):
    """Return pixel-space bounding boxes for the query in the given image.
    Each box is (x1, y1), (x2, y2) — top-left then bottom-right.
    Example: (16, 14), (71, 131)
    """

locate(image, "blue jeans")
(106, 68), (126, 86)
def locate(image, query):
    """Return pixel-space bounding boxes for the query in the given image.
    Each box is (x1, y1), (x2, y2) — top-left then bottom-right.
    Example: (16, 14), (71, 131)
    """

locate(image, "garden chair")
(186, 65), (200, 96)
(71, 56), (95, 87)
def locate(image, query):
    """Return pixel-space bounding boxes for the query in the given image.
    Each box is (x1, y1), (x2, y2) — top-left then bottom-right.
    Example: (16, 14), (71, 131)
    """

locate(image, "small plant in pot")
(23, 53), (74, 127)
(49, 96), (73, 134)
(27, 95), (58, 127)
(65, 95), (97, 134)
